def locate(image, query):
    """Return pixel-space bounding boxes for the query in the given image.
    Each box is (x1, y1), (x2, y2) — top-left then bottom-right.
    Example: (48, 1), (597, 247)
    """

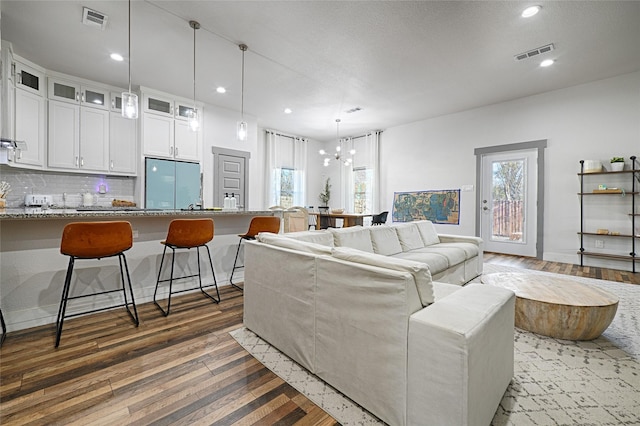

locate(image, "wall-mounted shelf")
(578, 156), (638, 272)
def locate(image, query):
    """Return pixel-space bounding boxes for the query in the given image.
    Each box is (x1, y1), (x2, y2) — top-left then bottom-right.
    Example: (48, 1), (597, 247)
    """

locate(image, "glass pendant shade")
(122, 91), (138, 119)
(188, 109), (199, 132)
(237, 121), (248, 141)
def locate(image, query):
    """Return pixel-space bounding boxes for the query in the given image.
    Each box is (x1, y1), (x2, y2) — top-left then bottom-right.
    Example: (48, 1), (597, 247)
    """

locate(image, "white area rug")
(230, 264), (640, 425)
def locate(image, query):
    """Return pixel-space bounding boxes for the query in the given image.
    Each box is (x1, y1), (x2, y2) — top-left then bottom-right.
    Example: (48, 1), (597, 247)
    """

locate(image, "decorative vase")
(0, 198), (6, 209)
(610, 162), (624, 172)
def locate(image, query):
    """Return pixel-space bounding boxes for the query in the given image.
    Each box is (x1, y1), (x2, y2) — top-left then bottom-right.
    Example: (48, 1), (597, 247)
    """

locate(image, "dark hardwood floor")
(0, 254), (637, 425)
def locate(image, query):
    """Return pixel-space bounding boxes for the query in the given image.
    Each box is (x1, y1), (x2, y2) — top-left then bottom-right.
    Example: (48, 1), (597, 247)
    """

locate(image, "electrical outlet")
(132, 229), (139, 239)
(595, 239), (604, 249)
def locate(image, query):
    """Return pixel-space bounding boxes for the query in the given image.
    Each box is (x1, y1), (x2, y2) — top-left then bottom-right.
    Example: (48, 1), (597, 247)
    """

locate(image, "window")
(353, 167), (374, 214)
(279, 168), (294, 208)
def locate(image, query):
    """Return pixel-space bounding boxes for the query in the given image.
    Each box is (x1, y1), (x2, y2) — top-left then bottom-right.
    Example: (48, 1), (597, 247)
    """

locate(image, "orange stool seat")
(153, 219), (220, 315)
(229, 216), (281, 291)
(55, 221), (138, 348)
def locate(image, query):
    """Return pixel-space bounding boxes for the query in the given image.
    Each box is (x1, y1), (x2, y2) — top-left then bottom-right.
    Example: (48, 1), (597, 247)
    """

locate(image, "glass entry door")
(480, 149), (538, 257)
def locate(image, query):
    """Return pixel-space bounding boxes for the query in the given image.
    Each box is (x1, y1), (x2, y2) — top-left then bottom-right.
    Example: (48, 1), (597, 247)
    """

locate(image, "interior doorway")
(212, 147), (251, 208)
(475, 140), (547, 258)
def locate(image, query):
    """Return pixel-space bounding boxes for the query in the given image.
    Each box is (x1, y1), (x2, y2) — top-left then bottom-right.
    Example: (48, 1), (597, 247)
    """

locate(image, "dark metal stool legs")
(55, 253), (139, 348)
(0, 308), (7, 346)
(229, 237), (247, 291)
(153, 243), (220, 316)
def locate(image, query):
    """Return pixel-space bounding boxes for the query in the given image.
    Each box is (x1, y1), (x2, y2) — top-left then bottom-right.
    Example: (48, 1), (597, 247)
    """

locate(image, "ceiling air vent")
(514, 43), (554, 61)
(82, 7), (108, 30)
(345, 107), (362, 114)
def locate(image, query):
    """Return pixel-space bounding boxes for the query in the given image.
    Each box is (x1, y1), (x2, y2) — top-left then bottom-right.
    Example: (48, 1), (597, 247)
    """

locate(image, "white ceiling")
(2, 1), (639, 141)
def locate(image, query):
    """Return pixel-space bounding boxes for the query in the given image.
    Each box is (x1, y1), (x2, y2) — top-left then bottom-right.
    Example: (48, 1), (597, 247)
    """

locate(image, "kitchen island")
(0, 209), (275, 333)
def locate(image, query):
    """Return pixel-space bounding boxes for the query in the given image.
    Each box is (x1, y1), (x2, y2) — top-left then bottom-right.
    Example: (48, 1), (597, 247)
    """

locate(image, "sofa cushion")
(369, 226), (403, 256)
(332, 247), (434, 306)
(391, 251), (450, 276)
(435, 242), (479, 258)
(415, 246), (467, 266)
(415, 220), (440, 246)
(257, 233), (333, 255)
(393, 223), (425, 252)
(284, 230), (334, 247)
(329, 226), (375, 253)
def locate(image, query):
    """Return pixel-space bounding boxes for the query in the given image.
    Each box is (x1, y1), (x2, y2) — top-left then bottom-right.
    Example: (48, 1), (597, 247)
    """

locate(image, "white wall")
(380, 71), (640, 267)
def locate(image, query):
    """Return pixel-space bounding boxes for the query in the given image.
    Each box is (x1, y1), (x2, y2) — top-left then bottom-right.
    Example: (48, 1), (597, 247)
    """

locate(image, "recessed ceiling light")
(216, 87), (226, 94)
(284, 108), (292, 114)
(110, 53), (123, 61)
(540, 59), (554, 67)
(522, 6), (541, 18)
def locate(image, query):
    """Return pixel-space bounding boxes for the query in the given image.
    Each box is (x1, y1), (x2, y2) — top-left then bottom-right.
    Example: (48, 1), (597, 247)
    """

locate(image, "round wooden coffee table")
(481, 272), (618, 340)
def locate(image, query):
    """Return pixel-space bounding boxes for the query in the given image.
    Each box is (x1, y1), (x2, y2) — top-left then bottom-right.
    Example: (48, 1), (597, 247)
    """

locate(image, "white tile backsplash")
(0, 165), (136, 208)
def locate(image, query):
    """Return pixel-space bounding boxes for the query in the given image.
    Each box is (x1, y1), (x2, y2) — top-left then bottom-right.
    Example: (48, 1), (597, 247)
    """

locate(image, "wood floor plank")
(1, 256), (636, 425)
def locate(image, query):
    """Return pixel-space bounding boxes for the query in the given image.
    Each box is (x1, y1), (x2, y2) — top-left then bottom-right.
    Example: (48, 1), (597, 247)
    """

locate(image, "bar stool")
(1, 308), (6, 346)
(153, 219), (220, 316)
(56, 221), (138, 348)
(229, 216), (281, 291)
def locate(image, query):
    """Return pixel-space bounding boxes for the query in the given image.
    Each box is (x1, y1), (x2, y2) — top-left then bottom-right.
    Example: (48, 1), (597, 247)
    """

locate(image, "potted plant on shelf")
(610, 156), (625, 172)
(318, 178), (331, 213)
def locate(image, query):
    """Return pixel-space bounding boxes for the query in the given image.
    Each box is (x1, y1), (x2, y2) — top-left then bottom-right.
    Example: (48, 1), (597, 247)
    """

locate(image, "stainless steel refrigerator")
(145, 158), (201, 209)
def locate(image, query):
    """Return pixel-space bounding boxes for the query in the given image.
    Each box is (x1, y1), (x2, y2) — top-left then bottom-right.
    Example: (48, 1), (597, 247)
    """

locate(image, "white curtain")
(292, 137), (308, 206)
(265, 130), (308, 208)
(265, 130), (280, 207)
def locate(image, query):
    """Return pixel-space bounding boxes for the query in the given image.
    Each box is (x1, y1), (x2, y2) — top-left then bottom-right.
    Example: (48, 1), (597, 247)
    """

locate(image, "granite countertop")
(0, 208), (274, 220)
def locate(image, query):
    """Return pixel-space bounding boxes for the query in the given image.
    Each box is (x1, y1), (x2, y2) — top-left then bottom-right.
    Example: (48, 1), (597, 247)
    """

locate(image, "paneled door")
(216, 153), (246, 208)
(480, 149), (538, 257)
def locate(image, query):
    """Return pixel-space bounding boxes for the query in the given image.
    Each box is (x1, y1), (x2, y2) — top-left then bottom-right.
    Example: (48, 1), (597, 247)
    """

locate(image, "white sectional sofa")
(287, 220), (483, 285)
(243, 221), (515, 426)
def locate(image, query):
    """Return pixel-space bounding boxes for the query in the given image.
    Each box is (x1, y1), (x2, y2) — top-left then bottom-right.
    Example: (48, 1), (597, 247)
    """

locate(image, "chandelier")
(320, 119), (355, 167)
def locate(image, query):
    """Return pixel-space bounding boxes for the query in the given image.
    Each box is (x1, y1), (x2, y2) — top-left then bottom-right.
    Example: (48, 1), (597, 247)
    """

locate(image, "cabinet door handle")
(75, 156), (79, 167)
(81, 93), (85, 103)
(175, 147), (179, 157)
(80, 157), (84, 167)
(16, 72), (22, 85)
(170, 146), (173, 155)
(112, 99), (115, 109)
(76, 92), (80, 102)
(11, 62), (16, 78)
(110, 160), (114, 170)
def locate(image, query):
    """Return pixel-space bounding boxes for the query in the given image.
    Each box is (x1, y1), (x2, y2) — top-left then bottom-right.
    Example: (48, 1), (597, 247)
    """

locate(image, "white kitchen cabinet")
(47, 76), (112, 172)
(48, 99), (109, 172)
(48, 100), (79, 169)
(79, 107), (109, 171)
(142, 112), (174, 159)
(174, 120), (199, 161)
(141, 88), (201, 162)
(109, 111), (137, 174)
(14, 88), (45, 167)
(2, 55), (47, 169)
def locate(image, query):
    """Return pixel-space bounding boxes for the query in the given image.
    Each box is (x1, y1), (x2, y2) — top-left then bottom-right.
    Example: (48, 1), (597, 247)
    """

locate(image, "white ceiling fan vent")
(514, 43), (554, 61)
(82, 7), (108, 30)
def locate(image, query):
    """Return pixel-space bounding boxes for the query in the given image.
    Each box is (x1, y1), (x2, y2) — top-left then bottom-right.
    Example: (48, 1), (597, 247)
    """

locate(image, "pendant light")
(122, 0), (138, 119)
(320, 119), (354, 167)
(237, 44), (248, 141)
(188, 20), (200, 132)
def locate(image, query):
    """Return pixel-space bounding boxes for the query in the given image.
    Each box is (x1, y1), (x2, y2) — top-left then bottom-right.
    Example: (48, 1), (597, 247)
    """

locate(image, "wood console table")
(309, 212), (372, 229)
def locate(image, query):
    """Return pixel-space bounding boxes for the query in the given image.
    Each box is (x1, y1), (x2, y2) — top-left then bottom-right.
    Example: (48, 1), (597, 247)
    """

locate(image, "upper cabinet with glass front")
(15, 61), (45, 97)
(48, 78), (109, 110)
(143, 92), (174, 117)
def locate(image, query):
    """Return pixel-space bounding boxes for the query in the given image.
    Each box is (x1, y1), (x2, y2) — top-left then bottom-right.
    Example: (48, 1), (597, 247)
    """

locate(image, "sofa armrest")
(437, 234), (483, 246)
(407, 283), (515, 426)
